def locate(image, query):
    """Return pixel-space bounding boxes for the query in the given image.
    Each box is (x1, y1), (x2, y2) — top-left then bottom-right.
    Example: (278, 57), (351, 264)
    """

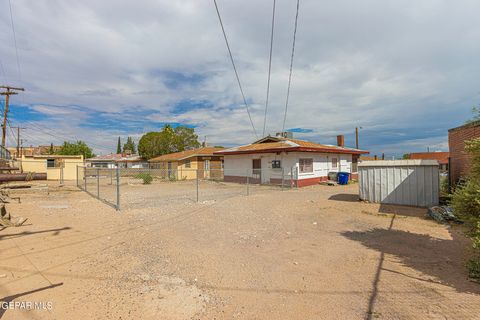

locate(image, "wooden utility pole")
(0, 86), (25, 148)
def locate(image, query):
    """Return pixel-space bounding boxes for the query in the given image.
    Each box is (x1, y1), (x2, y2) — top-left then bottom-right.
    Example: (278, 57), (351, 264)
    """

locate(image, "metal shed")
(358, 160), (439, 207)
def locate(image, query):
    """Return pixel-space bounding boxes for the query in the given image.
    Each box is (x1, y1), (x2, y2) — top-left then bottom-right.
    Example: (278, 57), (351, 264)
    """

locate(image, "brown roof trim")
(216, 146), (368, 156)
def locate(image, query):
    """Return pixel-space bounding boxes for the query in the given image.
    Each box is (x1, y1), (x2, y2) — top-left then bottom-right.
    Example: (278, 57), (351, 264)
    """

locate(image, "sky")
(0, 0), (479, 157)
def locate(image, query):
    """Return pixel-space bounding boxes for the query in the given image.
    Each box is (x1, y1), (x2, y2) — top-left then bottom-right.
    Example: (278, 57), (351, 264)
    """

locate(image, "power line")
(21, 120), (114, 151)
(281, 0), (300, 133)
(262, 0), (276, 137)
(8, 0), (22, 84)
(213, 0), (258, 139)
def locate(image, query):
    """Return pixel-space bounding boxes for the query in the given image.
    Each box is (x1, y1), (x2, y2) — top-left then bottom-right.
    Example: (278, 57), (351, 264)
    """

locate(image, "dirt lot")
(0, 181), (479, 319)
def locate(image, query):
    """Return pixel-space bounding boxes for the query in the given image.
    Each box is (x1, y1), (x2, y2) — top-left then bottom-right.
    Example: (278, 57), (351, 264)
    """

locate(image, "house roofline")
(148, 153), (222, 162)
(215, 147), (368, 156)
(448, 120), (480, 132)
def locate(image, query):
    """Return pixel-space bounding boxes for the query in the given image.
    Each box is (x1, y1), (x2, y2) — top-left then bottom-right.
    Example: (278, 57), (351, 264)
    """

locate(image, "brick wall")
(448, 121), (480, 184)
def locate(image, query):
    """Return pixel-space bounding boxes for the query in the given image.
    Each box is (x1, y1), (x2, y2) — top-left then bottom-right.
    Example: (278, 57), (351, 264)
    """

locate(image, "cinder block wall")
(448, 121), (480, 184)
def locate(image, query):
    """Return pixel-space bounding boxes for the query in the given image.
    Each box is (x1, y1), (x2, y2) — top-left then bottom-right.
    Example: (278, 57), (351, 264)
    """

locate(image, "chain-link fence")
(76, 166), (298, 211)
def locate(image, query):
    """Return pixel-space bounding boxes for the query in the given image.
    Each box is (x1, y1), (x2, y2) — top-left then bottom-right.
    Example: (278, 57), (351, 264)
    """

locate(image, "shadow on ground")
(342, 227), (479, 295)
(0, 227), (71, 241)
(328, 193), (359, 202)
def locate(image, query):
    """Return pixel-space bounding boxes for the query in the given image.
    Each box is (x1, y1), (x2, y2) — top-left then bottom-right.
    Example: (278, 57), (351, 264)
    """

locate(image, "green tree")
(466, 105), (480, 124)
(116, 137), (122, 154)
(123, 136), (136, 154)
(56, 141), (94, 159)
(138, 125), (200, 159)
(402, 154), (410, 160)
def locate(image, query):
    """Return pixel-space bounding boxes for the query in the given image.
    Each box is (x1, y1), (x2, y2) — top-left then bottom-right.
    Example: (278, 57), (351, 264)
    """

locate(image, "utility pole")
(0, 86), (25, 148)
(11, 126), (26, 158)
(355, 127), (359, 149)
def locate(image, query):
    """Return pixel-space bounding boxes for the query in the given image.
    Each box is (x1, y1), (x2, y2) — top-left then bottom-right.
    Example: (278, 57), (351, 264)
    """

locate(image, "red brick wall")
(449, 121), (480, 184)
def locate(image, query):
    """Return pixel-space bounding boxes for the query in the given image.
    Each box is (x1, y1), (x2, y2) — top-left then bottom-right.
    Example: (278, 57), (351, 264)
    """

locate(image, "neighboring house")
(86, 154), (148, 169)
(408, 152), (449, 171)
(20, 154), (84, 180)
(449, 120), (480, 184)
(215, 134), (368, 187)
(148, 147), (224, 180)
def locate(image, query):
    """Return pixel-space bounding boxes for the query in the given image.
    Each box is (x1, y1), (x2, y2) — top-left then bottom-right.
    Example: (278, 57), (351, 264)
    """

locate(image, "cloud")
(0, 0), (479, 155)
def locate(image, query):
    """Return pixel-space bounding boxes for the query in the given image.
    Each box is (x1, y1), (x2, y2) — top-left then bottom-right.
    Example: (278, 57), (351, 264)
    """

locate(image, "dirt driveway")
(0, 182), (479, 319)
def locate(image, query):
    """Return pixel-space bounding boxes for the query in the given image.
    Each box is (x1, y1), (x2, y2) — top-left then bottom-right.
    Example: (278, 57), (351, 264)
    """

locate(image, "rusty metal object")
(0, 173), (47, 182)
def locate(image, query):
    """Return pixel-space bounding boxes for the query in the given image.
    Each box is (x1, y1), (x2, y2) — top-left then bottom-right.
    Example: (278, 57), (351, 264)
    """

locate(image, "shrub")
(134, 172), (153, 185)
(450, 137), (480, 280)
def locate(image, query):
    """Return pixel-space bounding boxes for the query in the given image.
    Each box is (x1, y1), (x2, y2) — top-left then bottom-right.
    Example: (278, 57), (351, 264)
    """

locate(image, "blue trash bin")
(338, 172), (349, 185)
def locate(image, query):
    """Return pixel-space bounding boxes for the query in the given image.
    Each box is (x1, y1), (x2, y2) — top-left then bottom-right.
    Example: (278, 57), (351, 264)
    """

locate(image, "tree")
(116, 137), (122, 154)
(123, 137), (136, 154)
(56, 141), (94, 159)
(402, 154), (410, 159)
(48, 143), (55, 155)
(451, 138), (480, 279)
(466, 105), (480, 124)
(138, 125), (200, 159)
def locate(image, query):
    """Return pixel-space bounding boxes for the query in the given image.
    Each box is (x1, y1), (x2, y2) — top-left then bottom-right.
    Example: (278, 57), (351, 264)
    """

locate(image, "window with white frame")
(299, 158), (313, 173)
(272, 160), (281, 169)
(47, 159), (56, 168)
(204, 160), (210, 171)
(184, 159), (191, 168)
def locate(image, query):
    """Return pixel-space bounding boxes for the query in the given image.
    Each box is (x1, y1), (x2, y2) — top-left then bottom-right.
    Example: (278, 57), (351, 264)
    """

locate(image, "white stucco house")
(86, 154), (148, 169)
(215, 134), (368, 187)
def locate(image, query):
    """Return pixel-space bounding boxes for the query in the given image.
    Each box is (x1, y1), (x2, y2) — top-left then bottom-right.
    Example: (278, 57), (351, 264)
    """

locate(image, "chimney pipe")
(337, 135), (345, 147)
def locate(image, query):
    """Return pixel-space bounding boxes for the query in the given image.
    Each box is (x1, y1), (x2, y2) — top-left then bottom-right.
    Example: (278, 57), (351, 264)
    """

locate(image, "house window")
(332, 158), (338, 169)
(47, 159), (55, 168)
(221, 159), (224, 169)
(272, 160), (281, 169)
(204, 160), (210, 171)
(185, 160), (191, 168)
(299, 158), (313, 173)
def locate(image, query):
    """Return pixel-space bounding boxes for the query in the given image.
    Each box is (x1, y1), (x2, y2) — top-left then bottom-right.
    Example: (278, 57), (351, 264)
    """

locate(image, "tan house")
(149, 147), (224, 180)
(20, 154), (84, 180)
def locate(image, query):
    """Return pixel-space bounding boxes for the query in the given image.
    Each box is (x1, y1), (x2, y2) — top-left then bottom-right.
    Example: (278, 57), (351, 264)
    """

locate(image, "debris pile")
(427, 206), (460, 224)
(0, 189), (27, 227)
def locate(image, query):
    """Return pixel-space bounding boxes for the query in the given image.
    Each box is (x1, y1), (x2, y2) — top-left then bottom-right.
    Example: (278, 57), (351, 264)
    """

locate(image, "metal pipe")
(97, 168), (100, 198)
(196, 169), (199, 202)
(246, 169), (250, 196)
(0, 173), (46, 182)
(116, 166), (120, 211)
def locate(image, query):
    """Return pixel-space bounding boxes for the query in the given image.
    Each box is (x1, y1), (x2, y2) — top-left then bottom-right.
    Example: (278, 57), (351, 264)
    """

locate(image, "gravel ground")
(0, 181), (479, 319)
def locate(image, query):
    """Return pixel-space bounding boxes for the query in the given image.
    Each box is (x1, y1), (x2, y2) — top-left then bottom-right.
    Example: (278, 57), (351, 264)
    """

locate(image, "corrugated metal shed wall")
(358, 160), (439, 207)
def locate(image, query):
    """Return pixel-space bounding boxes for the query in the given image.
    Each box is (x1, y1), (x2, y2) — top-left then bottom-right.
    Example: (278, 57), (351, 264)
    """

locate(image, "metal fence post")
(246, 169), (250, 196)
(196, 169), (199, 202)
(97, 168), (100, 198)
(76, 165), (79, 188)
(60, 166), (64, 186)
(116, 166), (120, 211)
(84, 167), (87, 191)
(281, 167), (285, 190)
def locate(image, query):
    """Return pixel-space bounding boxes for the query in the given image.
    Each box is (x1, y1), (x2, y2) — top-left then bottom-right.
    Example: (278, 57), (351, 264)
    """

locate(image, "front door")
(252, 159), (261, 183)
